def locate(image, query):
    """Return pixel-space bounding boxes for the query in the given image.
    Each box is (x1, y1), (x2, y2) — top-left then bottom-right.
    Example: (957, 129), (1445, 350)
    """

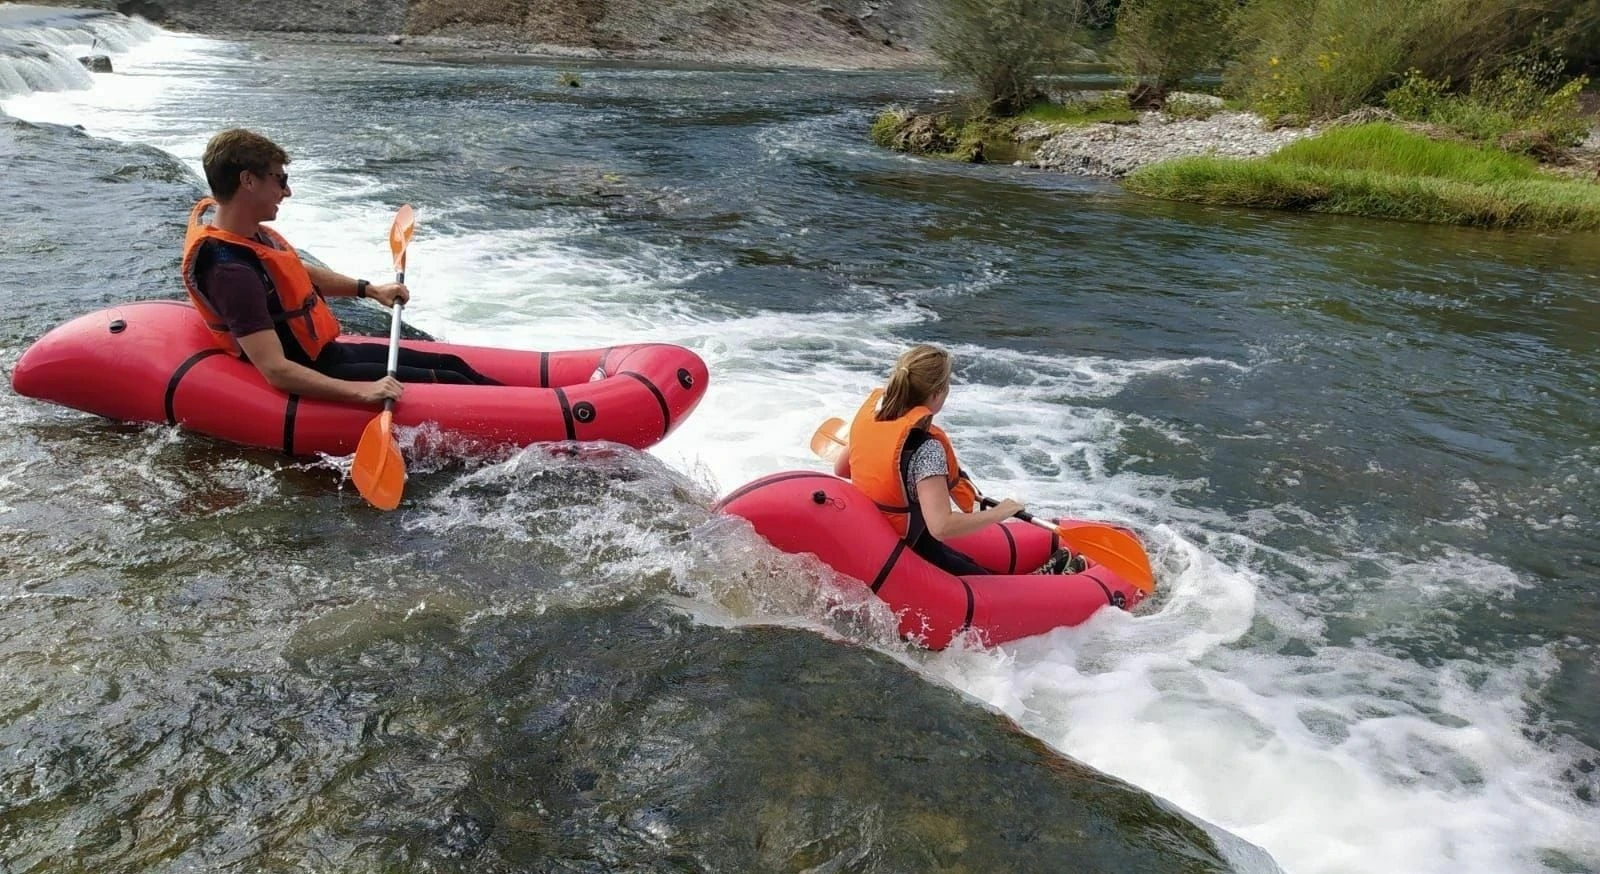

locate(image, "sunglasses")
(257, 170), (289, 189)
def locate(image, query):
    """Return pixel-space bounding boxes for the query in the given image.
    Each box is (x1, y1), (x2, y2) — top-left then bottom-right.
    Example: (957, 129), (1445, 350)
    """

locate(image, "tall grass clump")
(1124, 122), (1600, 230)
(1269, 123), (1541, 181)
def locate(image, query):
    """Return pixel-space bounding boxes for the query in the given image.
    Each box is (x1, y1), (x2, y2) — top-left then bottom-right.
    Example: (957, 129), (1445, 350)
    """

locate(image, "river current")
(1, 8), (1597, 874)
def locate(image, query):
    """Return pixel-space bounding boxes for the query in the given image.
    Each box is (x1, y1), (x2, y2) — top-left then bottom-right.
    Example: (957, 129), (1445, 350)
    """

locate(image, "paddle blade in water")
(809, 416), (849, 463)
(351, 411), (406, 511)
(1055, 520), (1155, 594)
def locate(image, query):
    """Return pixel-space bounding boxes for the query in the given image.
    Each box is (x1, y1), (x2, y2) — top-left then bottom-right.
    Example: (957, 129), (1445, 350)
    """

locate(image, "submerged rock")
(77, 53), (112, 72)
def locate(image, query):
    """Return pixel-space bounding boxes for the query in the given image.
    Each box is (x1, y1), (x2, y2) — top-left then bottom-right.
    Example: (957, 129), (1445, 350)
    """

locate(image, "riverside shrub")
(1225, 0), (1598, 121)
(1109, 0), (1231, 99)
(1382, 59), (1592, 154)
(931, 0), (1086, 116)
(1226, 0), (1411, 121)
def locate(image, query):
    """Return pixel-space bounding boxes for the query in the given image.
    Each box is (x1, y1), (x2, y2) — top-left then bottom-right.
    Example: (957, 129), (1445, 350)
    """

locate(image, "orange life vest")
(179, 197), (341, 360)
(846, 388), (978, 538)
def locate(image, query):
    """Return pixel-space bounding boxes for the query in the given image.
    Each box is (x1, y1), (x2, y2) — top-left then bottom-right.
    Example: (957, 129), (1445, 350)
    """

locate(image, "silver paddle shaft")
(384, 300), (404, 377)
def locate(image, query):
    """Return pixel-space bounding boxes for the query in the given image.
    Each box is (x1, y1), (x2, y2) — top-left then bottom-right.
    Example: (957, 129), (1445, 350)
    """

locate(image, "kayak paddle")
(976, 496), (1154, 594)
(350, 204), (416, 511)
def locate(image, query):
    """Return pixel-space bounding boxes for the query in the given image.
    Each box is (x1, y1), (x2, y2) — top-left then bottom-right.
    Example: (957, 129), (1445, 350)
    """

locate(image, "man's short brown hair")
(202, 129), (290, 201)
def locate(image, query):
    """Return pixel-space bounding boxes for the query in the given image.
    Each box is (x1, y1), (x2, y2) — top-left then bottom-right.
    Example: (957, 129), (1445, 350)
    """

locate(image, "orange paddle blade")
(390, 204), (416, 274)
(1055, 520), (1155, 594)
(351, 410), (406, 511)
(809, 416), (849, 462)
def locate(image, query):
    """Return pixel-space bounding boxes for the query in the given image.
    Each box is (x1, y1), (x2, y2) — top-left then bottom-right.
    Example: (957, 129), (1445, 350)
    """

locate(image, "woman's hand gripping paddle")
(808, 416), (1155, 593)
(351, 205), (416, 511)
(976, 496), (1154, 594)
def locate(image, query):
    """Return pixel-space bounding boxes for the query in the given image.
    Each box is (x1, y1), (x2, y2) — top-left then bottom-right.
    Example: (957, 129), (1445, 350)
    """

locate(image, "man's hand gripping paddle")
(350, 205), (416, 511)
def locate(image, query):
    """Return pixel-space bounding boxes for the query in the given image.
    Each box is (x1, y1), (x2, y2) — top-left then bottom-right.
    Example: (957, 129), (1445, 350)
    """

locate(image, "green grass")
(1269, 123), (1539, 182)
(1124, 122), (1600, 231)
(1016, 99), (1139, 126)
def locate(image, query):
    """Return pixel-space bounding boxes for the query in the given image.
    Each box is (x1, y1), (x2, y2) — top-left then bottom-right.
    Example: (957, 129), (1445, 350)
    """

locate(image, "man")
(180, 128), (495, 405)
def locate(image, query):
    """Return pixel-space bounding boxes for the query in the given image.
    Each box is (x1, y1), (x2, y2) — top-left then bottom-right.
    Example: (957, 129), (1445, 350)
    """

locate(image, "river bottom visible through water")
(0, 8), (1597, 874)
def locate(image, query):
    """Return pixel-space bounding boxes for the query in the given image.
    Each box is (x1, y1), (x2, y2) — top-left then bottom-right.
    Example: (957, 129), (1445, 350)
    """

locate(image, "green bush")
(1225, 0), (1598, 122)
(1226, 0), (1413, 121)
(931, 0), (1087, 116)
(1380, 57), (1592, 154)
(1382, 69), (1448, 120)
(1109, 0), (1231, 95)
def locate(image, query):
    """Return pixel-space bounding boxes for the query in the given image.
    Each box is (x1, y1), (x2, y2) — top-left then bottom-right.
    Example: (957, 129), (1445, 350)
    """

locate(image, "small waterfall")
(0, 7), (158, 99)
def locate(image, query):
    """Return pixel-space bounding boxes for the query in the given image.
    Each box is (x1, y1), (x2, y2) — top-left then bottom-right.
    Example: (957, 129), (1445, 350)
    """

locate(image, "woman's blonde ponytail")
(877, 344), (951, 421)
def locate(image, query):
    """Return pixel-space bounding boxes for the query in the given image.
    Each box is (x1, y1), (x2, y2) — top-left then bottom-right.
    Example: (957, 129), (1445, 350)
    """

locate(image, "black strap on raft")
(999, 524), (1018, 574)
(554, 388), (576, 440)
(164, 349), (226, 424)
(620, 371), (671, 439)
(282, 395), (300, 455)
(869, 541), (906, 593)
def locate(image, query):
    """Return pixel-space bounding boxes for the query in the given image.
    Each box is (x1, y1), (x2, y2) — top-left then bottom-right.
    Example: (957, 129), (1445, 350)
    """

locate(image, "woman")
(833, 344), (1025, 576)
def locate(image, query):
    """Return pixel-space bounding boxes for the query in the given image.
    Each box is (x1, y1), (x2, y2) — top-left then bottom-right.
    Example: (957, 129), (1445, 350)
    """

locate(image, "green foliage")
(1223, 0), (1600, 121)
(1162, 94), (1224, 120)
(1081, 0), (1122, 29)
(1382, 69), (1448, 119)
(1226, 0), (1411, 121)
(931, 0), (1087, 117)
(1404, 0), (1594, 85)
(870, 107), (913, 148)
(869, 108), (962, 155)
(1109, 0), (1232, 92)
(1382, 58), (1592, 154)
(1019, 92), (1138, 125)
(1124, 123), (1600, 231)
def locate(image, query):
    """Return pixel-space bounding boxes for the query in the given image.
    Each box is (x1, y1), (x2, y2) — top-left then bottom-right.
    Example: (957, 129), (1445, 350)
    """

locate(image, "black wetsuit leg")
(910, 533), (990, 576)
(312, 341), (502, 385)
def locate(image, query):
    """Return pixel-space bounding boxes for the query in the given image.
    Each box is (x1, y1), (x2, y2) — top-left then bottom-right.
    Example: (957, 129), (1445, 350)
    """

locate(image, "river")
(1, 8), (1596, 874)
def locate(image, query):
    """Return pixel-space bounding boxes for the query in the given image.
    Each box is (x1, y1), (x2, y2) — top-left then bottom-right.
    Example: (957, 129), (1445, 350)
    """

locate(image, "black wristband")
(356, 279), (369, 298)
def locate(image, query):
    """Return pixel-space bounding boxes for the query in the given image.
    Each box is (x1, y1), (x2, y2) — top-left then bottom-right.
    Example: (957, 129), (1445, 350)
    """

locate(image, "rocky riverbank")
(17, 0), (937, 69)
(878, 91), (1600, 182)
(1023, 109), (1316, 178)
(872, 92), (1323, 176)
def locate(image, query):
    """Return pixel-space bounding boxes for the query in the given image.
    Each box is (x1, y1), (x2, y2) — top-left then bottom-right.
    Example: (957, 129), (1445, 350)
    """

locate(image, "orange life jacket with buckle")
(179, 197), (341, 360)
(846, 388), (978, 539)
